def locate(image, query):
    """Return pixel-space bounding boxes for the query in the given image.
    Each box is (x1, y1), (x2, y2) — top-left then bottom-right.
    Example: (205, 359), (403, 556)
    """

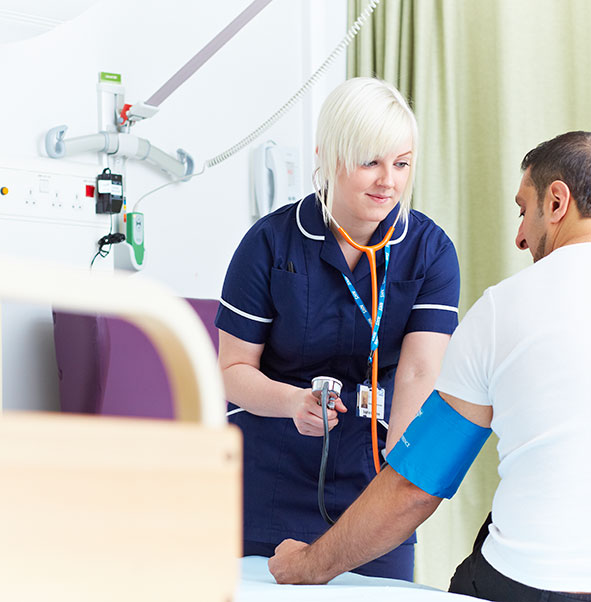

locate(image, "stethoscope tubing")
(318, 381), (336, 525)
(336, 218), (397, 475)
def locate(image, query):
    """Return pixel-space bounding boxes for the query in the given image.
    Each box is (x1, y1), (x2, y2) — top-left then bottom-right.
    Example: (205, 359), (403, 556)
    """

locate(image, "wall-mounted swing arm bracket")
(44, 126), (194, 179)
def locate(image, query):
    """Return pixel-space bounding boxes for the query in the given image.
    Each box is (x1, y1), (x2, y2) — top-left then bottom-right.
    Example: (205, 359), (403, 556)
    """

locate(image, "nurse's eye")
(361, 160), (378, 167)
(394, 161), (410, 169)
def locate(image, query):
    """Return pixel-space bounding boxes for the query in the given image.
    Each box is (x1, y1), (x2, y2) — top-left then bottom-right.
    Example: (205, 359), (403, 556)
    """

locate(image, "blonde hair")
(313, 77), (418, 226)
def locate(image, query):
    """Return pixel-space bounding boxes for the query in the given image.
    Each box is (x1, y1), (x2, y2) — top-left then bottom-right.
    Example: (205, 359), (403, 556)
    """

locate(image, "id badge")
(356, 381), (385, 419)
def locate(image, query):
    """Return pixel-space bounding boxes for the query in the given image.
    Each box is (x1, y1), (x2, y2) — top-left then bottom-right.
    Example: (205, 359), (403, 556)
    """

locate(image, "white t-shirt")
(436, 243), (591, 592)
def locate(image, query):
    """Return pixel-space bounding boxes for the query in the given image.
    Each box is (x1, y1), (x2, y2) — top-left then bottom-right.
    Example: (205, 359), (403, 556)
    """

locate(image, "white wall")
(0, 0), (347, 410)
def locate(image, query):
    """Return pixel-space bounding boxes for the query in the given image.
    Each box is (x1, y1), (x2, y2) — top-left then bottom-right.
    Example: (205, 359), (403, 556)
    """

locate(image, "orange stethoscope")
(335, 220), (397, 475)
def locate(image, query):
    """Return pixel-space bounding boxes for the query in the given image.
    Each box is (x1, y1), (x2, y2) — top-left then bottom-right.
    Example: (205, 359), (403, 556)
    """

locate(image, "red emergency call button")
(85, 185), (95, 197)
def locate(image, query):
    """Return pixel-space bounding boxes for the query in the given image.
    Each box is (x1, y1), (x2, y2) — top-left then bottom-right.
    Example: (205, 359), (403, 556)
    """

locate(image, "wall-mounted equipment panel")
(0, 156), (109, 227)
(0, 156), (113, 269)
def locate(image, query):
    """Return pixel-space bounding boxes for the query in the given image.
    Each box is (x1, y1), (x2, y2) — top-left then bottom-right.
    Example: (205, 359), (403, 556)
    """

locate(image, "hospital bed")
(237, 556), (478, 600)
(0, 257), (239, 602)
(0, 257), (480, 601)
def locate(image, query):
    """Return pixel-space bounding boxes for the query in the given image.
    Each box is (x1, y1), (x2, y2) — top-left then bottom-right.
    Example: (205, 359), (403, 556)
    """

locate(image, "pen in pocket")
(287, 261), (296, 273)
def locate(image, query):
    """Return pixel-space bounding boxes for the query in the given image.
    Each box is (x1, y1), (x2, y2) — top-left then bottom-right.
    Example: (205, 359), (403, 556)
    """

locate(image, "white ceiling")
(0, 0), (100, 43)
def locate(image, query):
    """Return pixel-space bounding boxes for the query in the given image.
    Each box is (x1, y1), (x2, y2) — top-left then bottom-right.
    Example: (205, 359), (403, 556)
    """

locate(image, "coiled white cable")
(134, 0), (380, 210)
(205, 0), (380, 168)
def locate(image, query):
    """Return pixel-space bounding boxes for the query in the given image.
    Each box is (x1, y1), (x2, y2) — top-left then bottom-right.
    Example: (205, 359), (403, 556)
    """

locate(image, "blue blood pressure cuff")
(386, 391), (492, 498)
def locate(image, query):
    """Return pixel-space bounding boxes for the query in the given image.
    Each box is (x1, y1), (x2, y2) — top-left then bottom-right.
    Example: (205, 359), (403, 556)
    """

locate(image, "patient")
(269, 131), (591, 601)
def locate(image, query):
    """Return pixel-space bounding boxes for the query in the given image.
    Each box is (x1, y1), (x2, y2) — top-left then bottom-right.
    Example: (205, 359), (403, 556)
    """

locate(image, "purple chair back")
(53, 298), (220, 419)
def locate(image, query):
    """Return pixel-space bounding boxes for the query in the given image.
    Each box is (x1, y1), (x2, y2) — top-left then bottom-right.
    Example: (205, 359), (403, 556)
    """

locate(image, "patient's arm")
(439, 391), (493, 428)
(269, 391), (490, 584)
(268, 464), (441, 584)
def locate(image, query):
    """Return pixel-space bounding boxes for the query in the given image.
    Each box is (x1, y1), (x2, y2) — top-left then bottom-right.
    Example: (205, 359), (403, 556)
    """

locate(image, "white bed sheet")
(235, 556), (480, 601)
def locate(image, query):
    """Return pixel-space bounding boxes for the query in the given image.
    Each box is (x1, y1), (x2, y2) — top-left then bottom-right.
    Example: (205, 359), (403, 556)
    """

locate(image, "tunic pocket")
(268, 268), (309, 365)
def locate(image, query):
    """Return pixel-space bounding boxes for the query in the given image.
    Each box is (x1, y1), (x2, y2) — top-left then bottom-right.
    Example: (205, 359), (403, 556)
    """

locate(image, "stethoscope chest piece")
(311, 376), (343, 409)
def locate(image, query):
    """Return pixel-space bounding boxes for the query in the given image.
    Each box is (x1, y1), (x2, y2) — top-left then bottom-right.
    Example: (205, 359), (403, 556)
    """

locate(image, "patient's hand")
(269, 539), (327, 585)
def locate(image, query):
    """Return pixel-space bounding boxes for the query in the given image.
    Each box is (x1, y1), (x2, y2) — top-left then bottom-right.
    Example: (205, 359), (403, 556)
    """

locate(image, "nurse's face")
(332, 141), (412, 231)
(515, 169), (550, 262)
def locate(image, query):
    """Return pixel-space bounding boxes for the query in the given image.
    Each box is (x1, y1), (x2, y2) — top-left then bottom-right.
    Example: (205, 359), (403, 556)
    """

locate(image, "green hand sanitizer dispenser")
(126, 212), (145, 267)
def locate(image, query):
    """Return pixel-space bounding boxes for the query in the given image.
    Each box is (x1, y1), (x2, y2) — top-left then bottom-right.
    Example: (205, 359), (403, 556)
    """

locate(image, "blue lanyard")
(342, 245), (390, 363)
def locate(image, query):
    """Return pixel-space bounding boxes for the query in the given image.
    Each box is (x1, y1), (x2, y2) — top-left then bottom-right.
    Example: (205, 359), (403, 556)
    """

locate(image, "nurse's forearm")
(385, 332), (450, 454)
(385, 373), (439, 454)
(222, 362), (302, 417)
(217, 331), (344, 431)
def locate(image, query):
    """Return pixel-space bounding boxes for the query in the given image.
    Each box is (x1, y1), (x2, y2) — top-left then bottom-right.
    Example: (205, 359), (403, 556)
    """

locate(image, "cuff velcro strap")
(386, 391), (491, 498)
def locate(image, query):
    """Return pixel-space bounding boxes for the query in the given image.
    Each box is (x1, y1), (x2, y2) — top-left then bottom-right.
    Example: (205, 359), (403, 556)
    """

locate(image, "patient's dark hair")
(521, 131), (591, 217)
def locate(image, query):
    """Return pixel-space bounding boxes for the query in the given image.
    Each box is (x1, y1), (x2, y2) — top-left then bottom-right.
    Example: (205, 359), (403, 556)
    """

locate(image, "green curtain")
(347, 0), (591, 590)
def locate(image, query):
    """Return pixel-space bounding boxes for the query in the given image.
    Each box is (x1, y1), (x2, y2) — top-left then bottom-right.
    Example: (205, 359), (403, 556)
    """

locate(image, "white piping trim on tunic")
(220, 298), (273, 323)
(387, 216), (409, 245)
(296, 199), (325, 240)
(296, 198), (410, 245)
(411, 303), (459, 313)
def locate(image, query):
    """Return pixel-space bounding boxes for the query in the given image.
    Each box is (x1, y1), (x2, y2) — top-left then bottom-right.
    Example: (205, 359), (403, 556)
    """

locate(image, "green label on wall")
(99, 72), (122, 83)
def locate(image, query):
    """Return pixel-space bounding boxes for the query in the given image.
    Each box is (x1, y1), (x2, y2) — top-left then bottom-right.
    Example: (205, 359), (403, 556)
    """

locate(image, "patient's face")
(514, 170), (548, 262)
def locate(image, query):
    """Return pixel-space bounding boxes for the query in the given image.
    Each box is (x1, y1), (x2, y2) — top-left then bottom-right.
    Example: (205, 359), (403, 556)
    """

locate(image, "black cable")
(318, 381), (336, 526)
(89, 249), (103, 269)
(90, 215), (125, 269)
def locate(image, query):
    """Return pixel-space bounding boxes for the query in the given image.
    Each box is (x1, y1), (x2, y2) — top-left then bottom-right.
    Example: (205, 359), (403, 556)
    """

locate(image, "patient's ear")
(547, 180), (570, 223)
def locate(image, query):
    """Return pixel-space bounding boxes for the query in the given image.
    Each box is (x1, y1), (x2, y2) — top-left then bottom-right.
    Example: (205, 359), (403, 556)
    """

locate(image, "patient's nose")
(515, 224), (528, 250)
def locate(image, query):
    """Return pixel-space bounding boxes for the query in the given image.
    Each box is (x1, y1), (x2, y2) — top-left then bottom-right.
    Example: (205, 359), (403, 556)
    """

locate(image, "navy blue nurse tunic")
(215, 193), (460, 579)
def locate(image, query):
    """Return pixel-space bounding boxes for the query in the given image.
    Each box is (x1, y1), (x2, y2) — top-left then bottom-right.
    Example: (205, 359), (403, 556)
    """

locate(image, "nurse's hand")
(291, 389), (347, 436)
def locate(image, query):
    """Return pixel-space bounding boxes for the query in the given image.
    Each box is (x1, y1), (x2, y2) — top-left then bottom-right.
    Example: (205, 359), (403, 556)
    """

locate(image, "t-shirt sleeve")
(435, 289), (495, 406)
(214, 223), (275, 344)
(405, 238), (460, 335)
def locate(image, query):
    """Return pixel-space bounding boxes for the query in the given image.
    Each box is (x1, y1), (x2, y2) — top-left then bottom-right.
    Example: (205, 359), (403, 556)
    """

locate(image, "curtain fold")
(347, 0), (591, 590)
